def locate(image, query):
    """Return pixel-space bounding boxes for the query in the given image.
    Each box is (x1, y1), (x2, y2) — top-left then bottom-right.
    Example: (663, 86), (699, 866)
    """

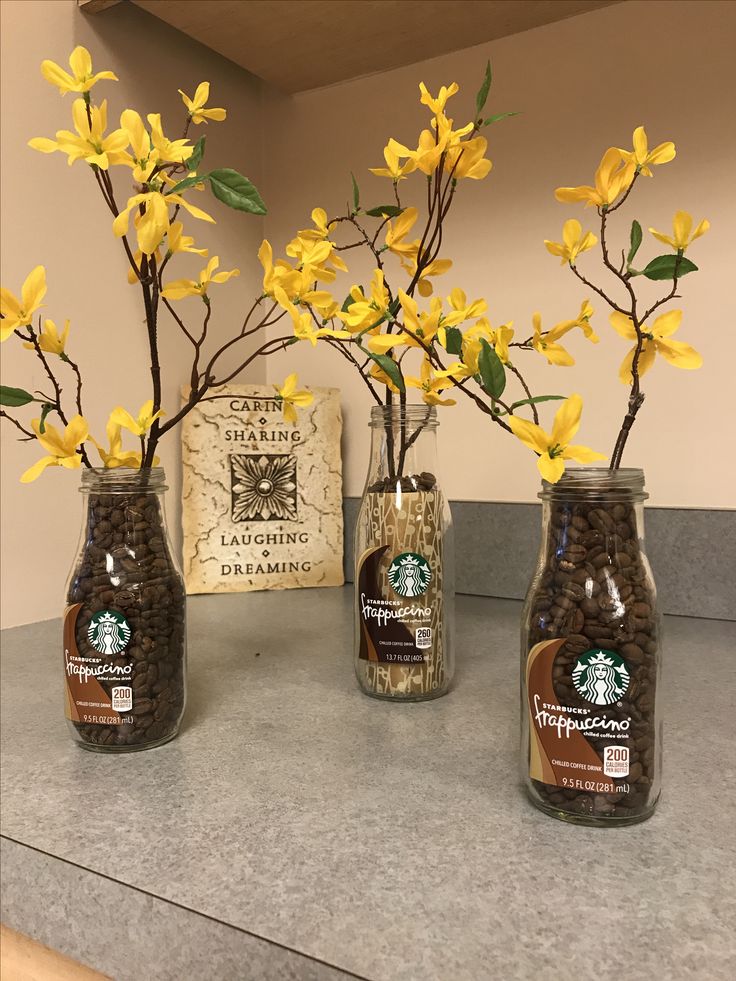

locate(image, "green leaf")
(38, 402), (54, 434)
(0, 386), (36, 407)
(188, 135), (206, 172)
(496, 395), (565, 416)
(351, 172), (360, 211)
(481, 111), (521, 126)
(627, 220), (643, 265)
(341, 293), (356, 312)
(369, 353), (405, 392)
(365, 205), (403, 218)
(208, 169), (266, 215)
(166, 173), (208, 196)
(444, 327), (463, 356)
(640, 254), (698, 281)
(477, 339), (506, 399)
(475, 59), (492, 117)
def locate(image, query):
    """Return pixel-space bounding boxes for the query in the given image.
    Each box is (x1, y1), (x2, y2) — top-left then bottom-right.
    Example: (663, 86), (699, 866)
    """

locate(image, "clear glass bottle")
(354, 404), (455, 700)
(64, 468), (186, 751)
(521, 468), (661, 826)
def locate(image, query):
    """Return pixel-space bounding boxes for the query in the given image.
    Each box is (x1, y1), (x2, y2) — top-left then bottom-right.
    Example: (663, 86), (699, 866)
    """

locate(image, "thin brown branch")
(1, 411), (35, 440)
(506, 363), (539, 424)
(569, 263), (629, 315)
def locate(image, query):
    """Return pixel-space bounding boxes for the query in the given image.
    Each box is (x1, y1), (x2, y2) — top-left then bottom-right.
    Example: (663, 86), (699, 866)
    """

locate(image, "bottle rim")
(540, 466), (647, 502)
(369, 404), (438, 428)
(80, 467), (168, 494)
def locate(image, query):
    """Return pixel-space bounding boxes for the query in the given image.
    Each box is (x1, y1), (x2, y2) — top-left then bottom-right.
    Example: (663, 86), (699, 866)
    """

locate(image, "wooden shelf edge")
(78, 0), (123, 13)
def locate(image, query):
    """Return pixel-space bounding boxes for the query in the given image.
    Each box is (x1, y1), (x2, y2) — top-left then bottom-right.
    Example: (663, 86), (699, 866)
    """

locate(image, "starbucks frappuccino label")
(527, 639), (635, 794)
(357, 546), (438, 664)
(63, 604), (135, 728)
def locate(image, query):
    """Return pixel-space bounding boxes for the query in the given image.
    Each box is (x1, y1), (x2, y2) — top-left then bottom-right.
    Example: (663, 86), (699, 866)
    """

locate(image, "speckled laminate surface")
(1, 589), (734, 981)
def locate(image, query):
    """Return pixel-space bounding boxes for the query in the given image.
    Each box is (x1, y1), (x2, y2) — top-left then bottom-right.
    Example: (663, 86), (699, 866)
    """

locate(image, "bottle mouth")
(369, 404), (438, 429)
(540, 466), (647, 502)
(80, 467), (168, 494)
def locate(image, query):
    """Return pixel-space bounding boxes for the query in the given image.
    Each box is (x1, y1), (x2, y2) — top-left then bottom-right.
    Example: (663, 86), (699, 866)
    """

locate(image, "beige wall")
(0, 0), (265, 627)
(261, 0), (736, 508)
(2, 0), (734, 628)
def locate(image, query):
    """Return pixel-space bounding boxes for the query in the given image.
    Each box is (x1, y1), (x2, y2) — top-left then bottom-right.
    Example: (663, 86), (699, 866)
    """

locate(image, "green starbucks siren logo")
(87, 610), (131, 657)
(387, 552), (432, 597)
(572, 649), (630, 706)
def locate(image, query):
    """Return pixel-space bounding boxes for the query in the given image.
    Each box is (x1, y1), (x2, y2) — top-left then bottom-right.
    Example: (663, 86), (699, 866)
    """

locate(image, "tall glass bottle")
(64, 468), (186, 751)
(354, 404), (455, 700)
(521, 468), (661, 825)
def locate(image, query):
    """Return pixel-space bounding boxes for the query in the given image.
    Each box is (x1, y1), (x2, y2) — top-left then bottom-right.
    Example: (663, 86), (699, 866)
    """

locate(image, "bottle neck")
(80, 467), (168, 496)
(540, 467), (647, 504)
(366, 405), (439, 492)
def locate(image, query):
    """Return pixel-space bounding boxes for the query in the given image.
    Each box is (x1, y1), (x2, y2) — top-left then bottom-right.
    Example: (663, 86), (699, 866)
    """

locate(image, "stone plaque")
(181, 385), (344, 594)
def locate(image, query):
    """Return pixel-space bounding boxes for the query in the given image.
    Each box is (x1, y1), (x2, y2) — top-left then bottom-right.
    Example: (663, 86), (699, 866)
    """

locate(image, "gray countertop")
(1, 588), (734, 981)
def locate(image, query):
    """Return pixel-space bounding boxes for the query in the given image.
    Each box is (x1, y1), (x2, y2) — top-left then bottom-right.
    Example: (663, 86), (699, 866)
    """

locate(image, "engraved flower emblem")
(231, 454), (297, 521)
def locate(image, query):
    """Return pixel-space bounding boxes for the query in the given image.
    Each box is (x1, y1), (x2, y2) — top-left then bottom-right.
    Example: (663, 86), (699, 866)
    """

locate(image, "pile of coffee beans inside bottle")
(527, 499), (659, 819)
(67, 490), (186, 750)
(367, 471), (437, 493)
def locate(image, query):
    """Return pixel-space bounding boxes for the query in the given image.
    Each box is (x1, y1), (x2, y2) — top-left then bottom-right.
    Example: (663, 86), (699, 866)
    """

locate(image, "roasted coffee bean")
(562, 543), (587, 564)
(589, 508), (616, 533)
(561, 581), (585, 602)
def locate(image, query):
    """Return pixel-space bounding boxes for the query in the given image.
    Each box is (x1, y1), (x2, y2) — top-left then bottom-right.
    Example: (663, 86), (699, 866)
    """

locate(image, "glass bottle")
(521, 468), (661, 826)
(64, 468), (186, 751)
(354, 404), (455, 700)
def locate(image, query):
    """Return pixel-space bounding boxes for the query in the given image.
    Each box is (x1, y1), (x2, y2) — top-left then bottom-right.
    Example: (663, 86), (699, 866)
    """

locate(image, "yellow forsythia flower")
(113, 191), (214, 256)
(147, 113), (194, 164)
(338, 270), (391, 333)
(617, 126), (675, 176)
(0, 266), (47, 340)
(555, 148), (635, 209)
(531, 313), (575, 366)
(508, 394), (605, 483)
(295, 208), (333, 243)
(110, 400), (165, 437)
(274, 374), (313, 424)
(649, 211), (710, 252)
(273, 288), (348, 347)
(21, 415), (89, 483)
(416, 257), (453, 297)
(444, 134), (492, 181)
(161, 256), (239, 300)
(369, 143), (417, 181)
(92, 420), (146, 469)
(469, 318), (514, 368)
(29, 99), (129, 169)
(405, 357), (458, 406)
(610, 310), (702, 384)
(178, 82), (227, 124)
(544, 219), (598, 264)
(547, 300), (599, 346)
(167, 221), (208, 257)
(419, 82), (459, 116)
(40, 46), (118, 95)
(444, 288), (487, 326)
(397, 290), (443, 347)
(385, 207), (419, 264)
(23, 318), (70, 356)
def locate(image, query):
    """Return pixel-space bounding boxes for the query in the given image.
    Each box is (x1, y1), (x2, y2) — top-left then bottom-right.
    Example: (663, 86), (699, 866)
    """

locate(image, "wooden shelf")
(80, 0), (622, 93)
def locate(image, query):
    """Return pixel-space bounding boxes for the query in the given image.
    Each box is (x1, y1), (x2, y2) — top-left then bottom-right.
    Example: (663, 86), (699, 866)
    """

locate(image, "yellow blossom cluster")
(4, 46), (313, 481)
